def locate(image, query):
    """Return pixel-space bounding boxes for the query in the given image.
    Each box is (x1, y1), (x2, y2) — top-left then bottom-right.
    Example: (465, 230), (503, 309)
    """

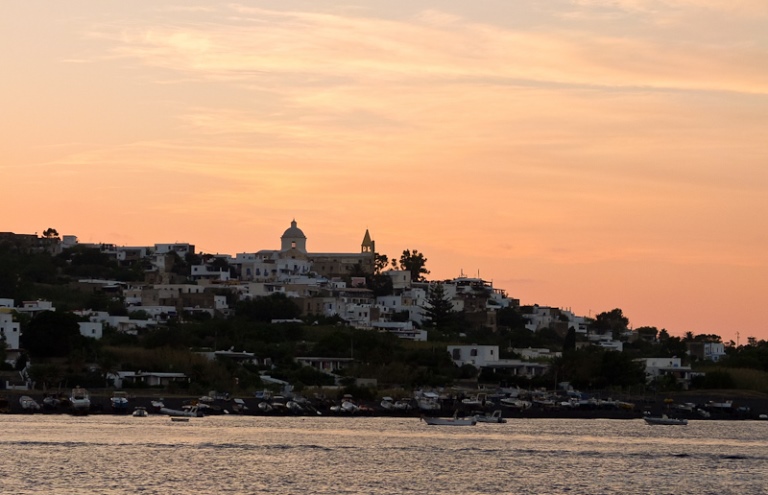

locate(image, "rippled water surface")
(1, 415), (767, 494)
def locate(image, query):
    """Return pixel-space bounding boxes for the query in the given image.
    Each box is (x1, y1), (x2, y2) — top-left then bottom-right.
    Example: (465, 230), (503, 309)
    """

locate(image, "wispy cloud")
(94, 5), (768, 95)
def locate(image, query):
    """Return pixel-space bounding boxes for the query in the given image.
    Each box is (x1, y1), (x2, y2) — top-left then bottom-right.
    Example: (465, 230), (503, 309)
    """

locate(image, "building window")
(470, 349), (478, 357)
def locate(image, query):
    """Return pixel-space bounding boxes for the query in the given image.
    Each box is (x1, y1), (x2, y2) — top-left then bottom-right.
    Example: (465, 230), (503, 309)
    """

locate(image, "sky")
(2, 1), (767, 343)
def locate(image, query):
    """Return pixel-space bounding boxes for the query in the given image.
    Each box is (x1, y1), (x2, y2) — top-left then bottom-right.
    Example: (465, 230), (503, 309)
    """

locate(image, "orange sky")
(2, 1), (767, 343)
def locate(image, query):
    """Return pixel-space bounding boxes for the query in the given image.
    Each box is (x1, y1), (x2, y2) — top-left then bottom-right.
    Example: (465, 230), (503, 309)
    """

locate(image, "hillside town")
(1, 222), (766, 418)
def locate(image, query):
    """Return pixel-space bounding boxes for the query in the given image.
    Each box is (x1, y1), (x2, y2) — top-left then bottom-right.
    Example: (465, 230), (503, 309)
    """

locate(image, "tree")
(21, 311), (83, 358)
(563, 327), (577, 352)
(42, 228), (59, 239)
(374, 253), (389, 275)
(635, 326), (658, 341)
(0, 338), (8, 370)
(424, 283), (455, 328)
(235, 293), (302, 322)
(27, 363), (65, 391)
(599, 351), (646, 388)
(395, 249), (430, 282)
(592, 308), (629, 339)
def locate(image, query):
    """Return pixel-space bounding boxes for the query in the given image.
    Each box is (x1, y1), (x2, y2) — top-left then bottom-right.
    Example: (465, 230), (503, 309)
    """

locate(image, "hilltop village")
(1, 222), (767, 417)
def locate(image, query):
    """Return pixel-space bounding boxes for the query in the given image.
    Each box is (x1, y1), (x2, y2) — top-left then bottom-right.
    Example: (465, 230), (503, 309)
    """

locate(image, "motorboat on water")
(474, 410), (507, 424)
(644, 414), (688, 426)
(421, 411), (477, 426)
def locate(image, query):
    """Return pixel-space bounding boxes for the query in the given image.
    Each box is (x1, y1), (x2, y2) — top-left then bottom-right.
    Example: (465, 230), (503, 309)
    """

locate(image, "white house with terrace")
(446, 344), (550, 379)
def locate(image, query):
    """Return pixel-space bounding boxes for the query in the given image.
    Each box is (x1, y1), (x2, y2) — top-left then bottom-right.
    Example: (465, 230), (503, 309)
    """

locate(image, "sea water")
(1, 415), (766, 494)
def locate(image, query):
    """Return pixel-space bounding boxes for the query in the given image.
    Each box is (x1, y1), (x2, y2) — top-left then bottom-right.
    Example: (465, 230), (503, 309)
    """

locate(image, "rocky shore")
(2, 389), (768, 420)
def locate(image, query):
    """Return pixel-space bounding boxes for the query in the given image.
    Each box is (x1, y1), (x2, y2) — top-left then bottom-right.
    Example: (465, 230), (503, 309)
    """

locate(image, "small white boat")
(644, 414), (688, 426)
(380, 397), (396, 411)
(232, 398), (248, 414)
(285, 400), (303, 414)
(111, 391), (130, 413)
(394, 399), (413, 412)
(70, 387), (91, 415)
(19, 395), (41, 412)
(421, 411), (476, 426)
(132, 407), (148, 417)
(475, 410), (506, 424)
(160, 405), (203, 417)
(416, 391), (441, 412)
(500, 397), (531, 410)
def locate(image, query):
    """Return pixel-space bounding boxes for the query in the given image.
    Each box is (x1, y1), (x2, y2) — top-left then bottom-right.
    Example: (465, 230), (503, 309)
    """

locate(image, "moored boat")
(475, 410), (506, 424)
(132, 407), (148, 417)
(421, 411), (476, 426)
(19, 395), (41, 413)
(110, 391), (130, 413)
(415, 391), (441, 413)
(70, 387), (91, 415)
(644, 414), (688, 426)
(160, 405), (203, 417)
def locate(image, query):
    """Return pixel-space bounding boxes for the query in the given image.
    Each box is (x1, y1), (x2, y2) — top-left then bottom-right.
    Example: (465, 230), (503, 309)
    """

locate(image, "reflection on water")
(2, 416), (767, 495)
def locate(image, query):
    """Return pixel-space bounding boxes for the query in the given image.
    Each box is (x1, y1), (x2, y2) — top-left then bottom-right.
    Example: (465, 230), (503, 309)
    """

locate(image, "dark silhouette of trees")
(592, 308), (629, 339)
(393, 249), (430, 282)
(21, 311), (84, 358)
(374, 253), (389, 274)
(235, 293), (302, 323)
(424, 283), (455, 329)
(563, 327), (577, 352)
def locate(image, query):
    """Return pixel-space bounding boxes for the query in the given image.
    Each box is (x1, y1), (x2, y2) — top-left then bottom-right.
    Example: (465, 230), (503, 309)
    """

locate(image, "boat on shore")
(160, 405), (203, 417)
(69, 387), (91, 415)
(132, 407), (148, 417)
(644, 414), (688, 426)
(19, 395), (41, 413)
(110, 391), (130, 413)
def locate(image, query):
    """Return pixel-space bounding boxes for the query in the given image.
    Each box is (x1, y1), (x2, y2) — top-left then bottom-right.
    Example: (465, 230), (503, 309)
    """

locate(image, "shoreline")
(2, 389), (767, 420)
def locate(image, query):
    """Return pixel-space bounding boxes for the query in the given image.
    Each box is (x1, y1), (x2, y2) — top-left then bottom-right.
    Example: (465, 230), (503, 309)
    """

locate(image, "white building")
(15, 300), (55, 316)
(523, 306), (561, 332)
(638, 357), (693, 389)
(78, 321), (103, 339)
(154, 243), (195, 256)
(447, 345), (501, 368)
(0, 310), (21, 357)
(687, 342), (727, 362)
(447, 344), (549, 378)
(190, 265), (231, 282)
